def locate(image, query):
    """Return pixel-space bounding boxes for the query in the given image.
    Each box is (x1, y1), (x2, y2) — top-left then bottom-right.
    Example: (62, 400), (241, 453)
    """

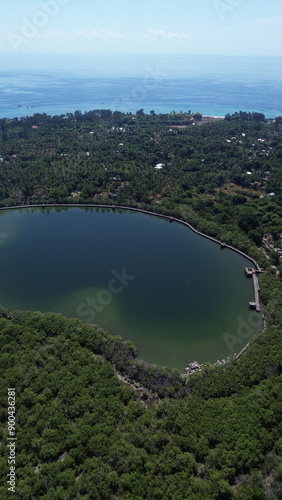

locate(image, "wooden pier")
(251, 273), (261, 312)
(245, 267), (261, 312)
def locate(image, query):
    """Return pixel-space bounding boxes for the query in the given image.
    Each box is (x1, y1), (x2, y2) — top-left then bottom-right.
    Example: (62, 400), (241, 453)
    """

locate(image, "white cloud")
(36, 30), (128, 42)
(252, 15), (282, 27)
(39, 31), (72, 39)
(74, 30), (128, 40)
(144, 29), (191, 40)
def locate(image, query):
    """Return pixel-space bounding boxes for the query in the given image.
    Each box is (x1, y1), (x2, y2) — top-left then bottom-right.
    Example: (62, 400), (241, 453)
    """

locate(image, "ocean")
(0, 54), (281, 119)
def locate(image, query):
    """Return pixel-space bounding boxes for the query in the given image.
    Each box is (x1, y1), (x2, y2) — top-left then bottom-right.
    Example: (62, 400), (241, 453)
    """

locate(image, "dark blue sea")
(0, 54), (281, 119)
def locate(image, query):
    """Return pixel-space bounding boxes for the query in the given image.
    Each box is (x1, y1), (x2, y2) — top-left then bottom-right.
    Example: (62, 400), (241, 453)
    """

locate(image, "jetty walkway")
(252, 274), (261, 312)
(245, 267), (262, 312)
(245, 269), (261, 312)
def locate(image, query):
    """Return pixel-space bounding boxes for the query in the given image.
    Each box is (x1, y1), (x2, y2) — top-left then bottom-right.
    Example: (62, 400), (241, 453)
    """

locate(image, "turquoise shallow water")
(0, 208), (262, 369)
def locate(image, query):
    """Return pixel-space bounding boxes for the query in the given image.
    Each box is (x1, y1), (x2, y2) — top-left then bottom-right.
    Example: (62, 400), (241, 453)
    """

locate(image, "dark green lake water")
(0, 208), (262, 369)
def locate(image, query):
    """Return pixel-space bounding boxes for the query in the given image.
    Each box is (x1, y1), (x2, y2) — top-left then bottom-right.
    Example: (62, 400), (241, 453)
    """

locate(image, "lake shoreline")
(0, 201), (265, 370)
(0, 202), (262, 271)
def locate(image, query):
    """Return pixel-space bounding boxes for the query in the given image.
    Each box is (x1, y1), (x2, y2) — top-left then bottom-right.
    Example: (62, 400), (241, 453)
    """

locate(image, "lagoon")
(0, 207), (262, 369)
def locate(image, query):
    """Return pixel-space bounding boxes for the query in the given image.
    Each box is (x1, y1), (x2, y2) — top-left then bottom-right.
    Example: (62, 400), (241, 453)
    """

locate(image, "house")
(185, 361), (202, 374)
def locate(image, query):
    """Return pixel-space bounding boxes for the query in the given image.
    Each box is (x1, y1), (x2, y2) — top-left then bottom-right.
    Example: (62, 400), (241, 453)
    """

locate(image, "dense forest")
(0, 110), (281, 499)
(0, 110), (281, 265)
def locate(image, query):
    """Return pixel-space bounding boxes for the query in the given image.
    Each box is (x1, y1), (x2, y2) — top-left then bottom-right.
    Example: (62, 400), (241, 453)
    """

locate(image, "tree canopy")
(0, 110), (281, 499)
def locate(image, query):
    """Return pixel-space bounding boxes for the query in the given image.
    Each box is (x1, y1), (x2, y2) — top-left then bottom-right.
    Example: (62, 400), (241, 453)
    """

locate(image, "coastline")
(0, 107), (280, 120)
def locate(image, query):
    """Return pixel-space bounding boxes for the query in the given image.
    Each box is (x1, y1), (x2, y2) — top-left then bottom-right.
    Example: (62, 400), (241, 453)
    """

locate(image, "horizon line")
(0, 52), (281, 58)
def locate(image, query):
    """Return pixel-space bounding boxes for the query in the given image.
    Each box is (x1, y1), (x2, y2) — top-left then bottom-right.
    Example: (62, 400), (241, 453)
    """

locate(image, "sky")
(0, 0), (282, 56)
